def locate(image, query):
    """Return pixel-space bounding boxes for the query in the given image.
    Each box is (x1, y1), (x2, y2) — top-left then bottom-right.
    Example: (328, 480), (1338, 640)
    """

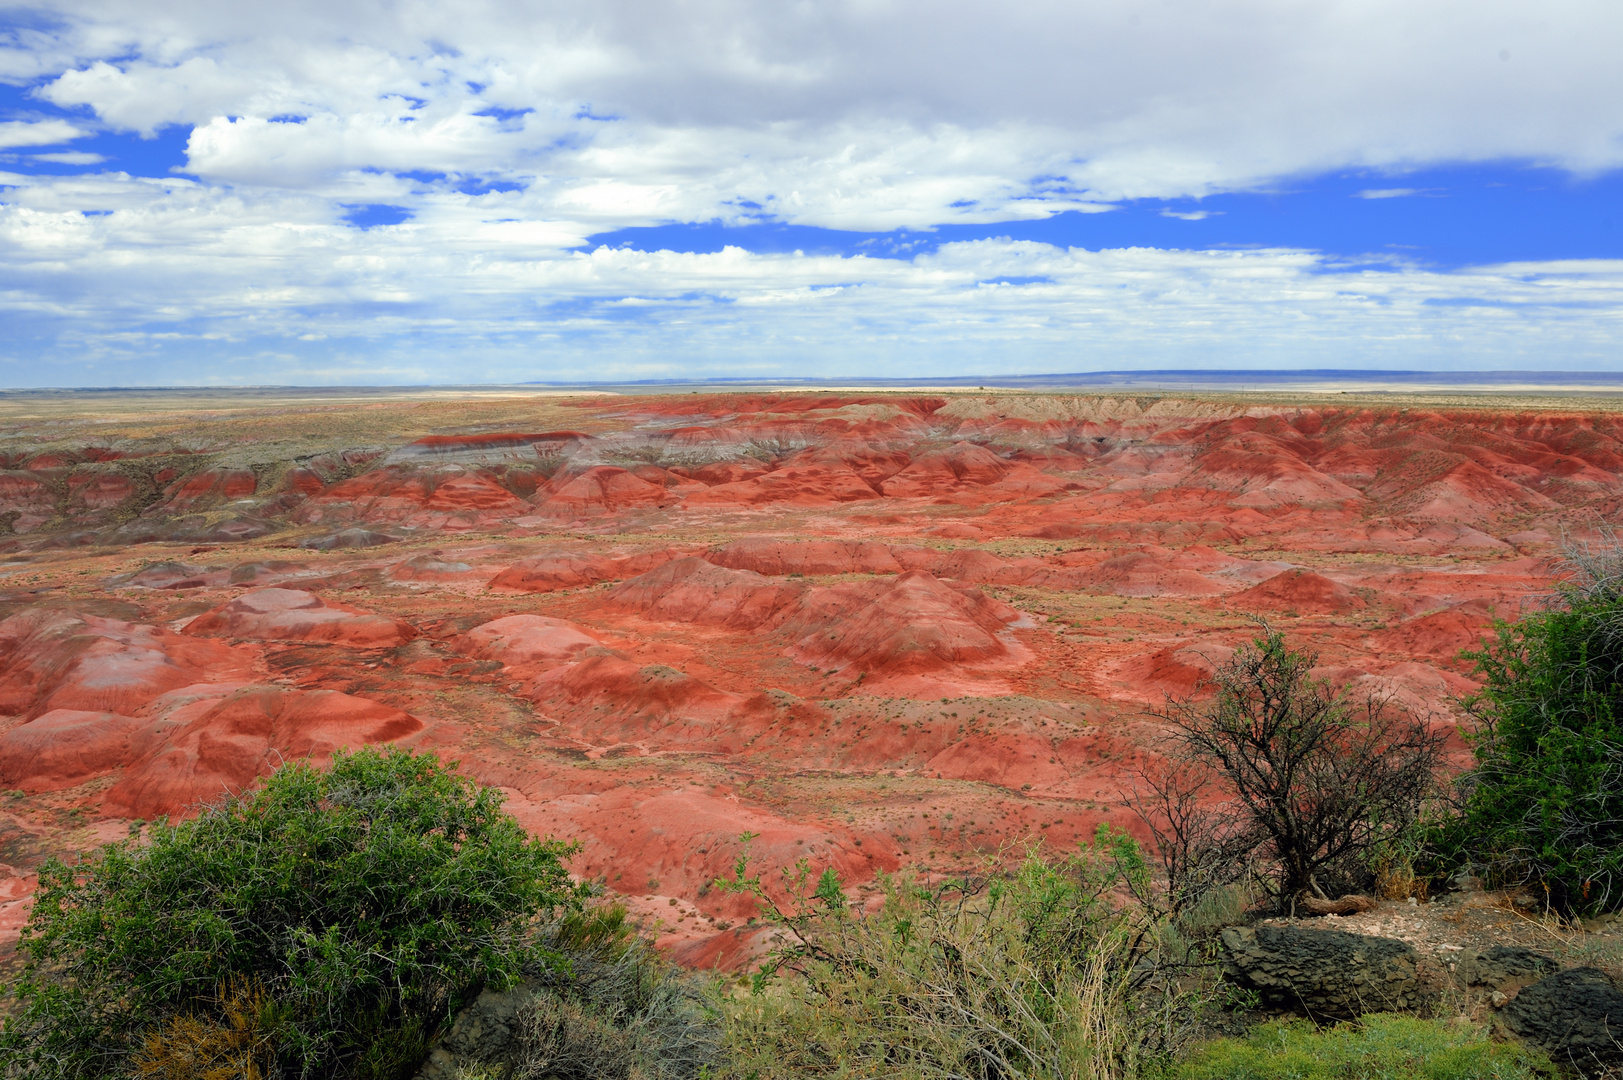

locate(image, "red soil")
(1, 391), (1612, 967)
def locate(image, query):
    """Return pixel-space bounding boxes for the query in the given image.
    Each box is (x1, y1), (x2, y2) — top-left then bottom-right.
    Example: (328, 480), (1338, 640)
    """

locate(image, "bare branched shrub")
(1126, 755), (1260, 921)
(1149, 630), (1446, 908)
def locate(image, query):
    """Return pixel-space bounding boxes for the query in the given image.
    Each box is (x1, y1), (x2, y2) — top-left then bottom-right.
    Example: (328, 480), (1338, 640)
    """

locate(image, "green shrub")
(716, 830), (1188, 1080)
(0, 747), (583, 1080)
(1457, 546), (1623, 913)
(1165, 1014), (1546, 1080)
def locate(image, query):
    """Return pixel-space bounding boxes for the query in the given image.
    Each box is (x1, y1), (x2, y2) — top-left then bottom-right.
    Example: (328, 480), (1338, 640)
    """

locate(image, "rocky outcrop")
(1456, 945), (1558, 991)
(1498, 967), (1623, 1076)
(1220, 925), (1431, 1020)
(416, 981), (536, 1080)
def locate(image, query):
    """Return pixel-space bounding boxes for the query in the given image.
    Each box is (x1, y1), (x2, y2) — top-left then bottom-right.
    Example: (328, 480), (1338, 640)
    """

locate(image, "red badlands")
(0, 391), (1611, 965)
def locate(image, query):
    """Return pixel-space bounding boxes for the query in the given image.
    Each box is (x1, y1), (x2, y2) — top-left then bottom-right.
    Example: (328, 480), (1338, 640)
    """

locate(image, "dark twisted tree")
(1149, 630), (1445, 906)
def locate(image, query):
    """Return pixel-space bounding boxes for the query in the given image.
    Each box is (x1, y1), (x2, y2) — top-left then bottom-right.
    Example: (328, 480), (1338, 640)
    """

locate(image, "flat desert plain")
(0, 388), (1616, 966)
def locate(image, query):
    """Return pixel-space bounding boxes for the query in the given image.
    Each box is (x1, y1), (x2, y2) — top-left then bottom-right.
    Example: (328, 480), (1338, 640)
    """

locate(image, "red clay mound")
(606, 558), (804, 630)
(706, 538), (902, 576)
(786, 571), (1019, 674)
(0, 709), (144, 792)
(1111, 643), (1235, 700)
(487, 547), (690, 593)
(1371, 604), (1495, 662)
(629, 465), (708, 492)
(459, 615), (602, 666)
(104, 685), (423, 819)
(1227, 569), (1368, 614)
(681, 464), (879, 507)
(111, 561), (216, 590)
(0, 471), (54, 531)
(1402, 460), (1557, 524)
(693, 460), (771, 486)
(0, 609), (253, 718)
(1087, 551), (1225, 598)
(880, 443), (1011, 496)
(536, 466), (671, 516)
(154, 467), (257, 512)
(184, 589), (418, 647)
(1192, 441), (1362, 507)
(295, 466), (530, 529)
(525, 654), (762, 750)
(68, 470), (134, 510)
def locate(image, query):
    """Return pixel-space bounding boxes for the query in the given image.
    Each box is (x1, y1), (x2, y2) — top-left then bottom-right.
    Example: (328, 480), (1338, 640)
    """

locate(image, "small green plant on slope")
(1455, 535), (1623, 914)
(1150, 630), (1445, 908)
(1163, 1014), (1547, 1080)
(0, 747), (584, 1080)
(715, 828), (1192, 1080)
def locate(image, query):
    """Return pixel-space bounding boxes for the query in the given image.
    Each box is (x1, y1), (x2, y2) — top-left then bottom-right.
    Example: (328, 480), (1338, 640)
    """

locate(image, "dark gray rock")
(416, 981), (537, 1080)
(1220, 925), (1432, 1020)
(1499, 967), (1623, 1076)
(1455, 945), (1558, 990)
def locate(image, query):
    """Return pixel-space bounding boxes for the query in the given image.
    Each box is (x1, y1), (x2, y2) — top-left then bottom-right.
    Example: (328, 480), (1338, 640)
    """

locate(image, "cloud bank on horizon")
(1, 0), (1621, 386)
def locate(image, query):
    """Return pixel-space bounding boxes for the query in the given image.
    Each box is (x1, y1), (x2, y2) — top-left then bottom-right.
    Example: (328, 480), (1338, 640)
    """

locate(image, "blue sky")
(2, 1), (1621, 387)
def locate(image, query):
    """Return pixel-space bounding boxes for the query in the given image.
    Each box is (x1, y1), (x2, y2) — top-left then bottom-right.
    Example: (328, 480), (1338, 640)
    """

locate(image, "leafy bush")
(0, 747), (583, 1080)
(1164, 1014), (1546, 1080)
(1457, 540), (1623, 913)
(1149, 630), (1445, 907)
(716, 830), (1191, 1080)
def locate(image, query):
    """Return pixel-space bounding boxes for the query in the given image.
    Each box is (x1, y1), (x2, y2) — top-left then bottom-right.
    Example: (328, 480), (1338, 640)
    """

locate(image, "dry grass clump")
(716, 834), (1195, 1080)
(132, 978), (284, 1080)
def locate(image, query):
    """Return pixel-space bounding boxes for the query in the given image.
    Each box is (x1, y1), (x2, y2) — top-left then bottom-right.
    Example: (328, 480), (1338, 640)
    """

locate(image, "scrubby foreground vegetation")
(6, 541), (1623, 1078)
(0, 749), (584, 1079)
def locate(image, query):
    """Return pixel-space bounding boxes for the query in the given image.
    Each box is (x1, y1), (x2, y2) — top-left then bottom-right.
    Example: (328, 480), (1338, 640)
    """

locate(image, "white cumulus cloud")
(0, 118), (86, 148)
(0, 0), (1620, 382)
